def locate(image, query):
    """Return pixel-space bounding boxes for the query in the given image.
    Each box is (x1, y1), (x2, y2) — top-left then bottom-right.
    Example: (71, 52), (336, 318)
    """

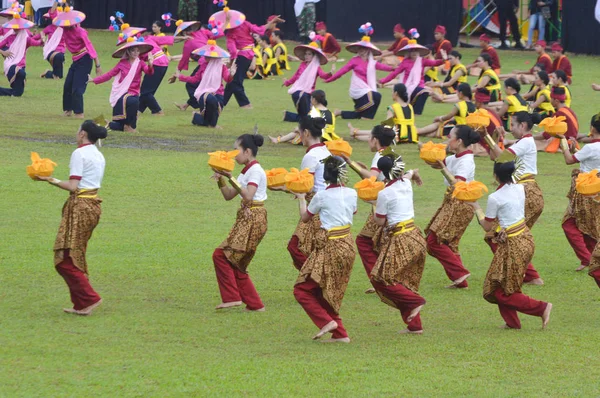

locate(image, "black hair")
(590, 113), (600, 133)
(479, 53), (491, 66)
(377, 155), (395, 181)
(457, 83), (472, 99)
(494, 161), (515, 184)
(237, 134), (264, 156)
(81, 121), (108, 143)
(537, 70), (549, 85)
(300, 116), (325, 138)
(449, 50), (462, 59)
(393, 83), (409, 102)
(504, 77), (521, 93)
(259, 35), (270, 43)
(554, 69), (567, 83)
(454, 125), (481, 146)
(311, 90), (327, 106)
(323, 156), (345, 184)
(371, 125), (396, 147)
(534, 62), (546, 72)
(153, 20), (164, 29)
(272, 30), (283, 39)
(512, 111), (533, 130)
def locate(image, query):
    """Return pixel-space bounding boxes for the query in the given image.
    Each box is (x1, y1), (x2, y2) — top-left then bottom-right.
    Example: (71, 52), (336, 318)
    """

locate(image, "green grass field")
(1, 30), (600, 396)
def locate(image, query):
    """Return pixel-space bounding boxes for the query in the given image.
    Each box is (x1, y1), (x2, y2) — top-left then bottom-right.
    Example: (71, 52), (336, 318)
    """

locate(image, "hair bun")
(313, 117), (326, 130)
(253, 134), (264, 147)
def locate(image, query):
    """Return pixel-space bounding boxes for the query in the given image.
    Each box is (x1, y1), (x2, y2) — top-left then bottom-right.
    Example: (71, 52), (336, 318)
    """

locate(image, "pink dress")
(62, 26), (97, 61)
(284, 61), (332, 93)
(325, 56), (393, 84)
(380, 58), (445, 86)
(141, 35), (174, 67)
(226, 21), (266, 60)
(178, 59), (233, 96)
(0, 34), (42, 69)
(93, 59), (154, 97)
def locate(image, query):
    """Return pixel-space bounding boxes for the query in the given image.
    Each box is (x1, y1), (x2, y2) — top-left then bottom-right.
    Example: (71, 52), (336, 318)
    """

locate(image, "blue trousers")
(0, 66), (26, 97)
(341, 91), (382, 120)
(283, 91), (311, 123)
(43, 51), (65, 79)
(139, 65), (168, 114)
(185, 64), (201, 109)
(109, 94), (140, 131)
(224, 56), (251, 107)
(410, 86), (429, 115)
(63, 54), (93, 114)
(192, 94), (225, 127)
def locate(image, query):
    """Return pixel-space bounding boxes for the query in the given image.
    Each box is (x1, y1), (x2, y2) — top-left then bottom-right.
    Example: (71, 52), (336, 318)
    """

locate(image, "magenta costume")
(283, 60), (332, 123)
(62, 26), (98, 114)
(224, 21), (267, 107)
(177, 29), (214, 109)
(325, 55), (393, 119)
(93, 59), (154, 131)
(138, 35), (175, 114)
(0, 31), (41, 97)
(379, 57), (444, 115)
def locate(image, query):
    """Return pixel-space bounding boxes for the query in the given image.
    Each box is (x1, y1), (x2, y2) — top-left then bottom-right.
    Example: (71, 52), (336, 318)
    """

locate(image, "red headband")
(479, 34), (490, 43)
(394, 24), (404, 34)
(315, 21), (326, 31)
(434, 25), (446, 35)
(535, 40), (547, 48)
(551, 42), (563, 52)
(551, 92), (566, 101)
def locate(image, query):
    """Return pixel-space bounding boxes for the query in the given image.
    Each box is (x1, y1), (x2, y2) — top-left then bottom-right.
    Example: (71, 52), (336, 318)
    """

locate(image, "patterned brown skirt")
(562, 170), (600, 240)
(371, 223), (427, 294)
(588, 242), (600, 275)
(292, 192), (321, 256)
(295, 227), (355, 313)
(520, 178), (544, 229)
(483, 223), (535, 303)
(219, 201), (268, 273)
(54, 189), (103, 274)
(425, 187), (475, 253)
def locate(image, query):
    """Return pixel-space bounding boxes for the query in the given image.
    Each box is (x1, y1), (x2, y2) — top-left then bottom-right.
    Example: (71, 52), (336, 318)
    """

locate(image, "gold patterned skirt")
(520, 178), (544, 229)
(588, 242), (600, 275)
(54, 189), (102, 274)
(218, 201), (268, 273)
(425, 187), (475, 253)
(292, 192), (321, 256)
(295, 226), (355, 314)
(562, 170), (600, 240)
(371, 221), (427, 295)
(483, 221), (534, 303)
(358, 210), (385, 254)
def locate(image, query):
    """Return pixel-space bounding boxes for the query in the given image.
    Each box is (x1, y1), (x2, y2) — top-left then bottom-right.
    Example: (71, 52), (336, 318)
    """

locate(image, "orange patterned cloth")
(54, 190), (102, 274)
(425, 187), (475, 253)
(563, 169), (600, 240)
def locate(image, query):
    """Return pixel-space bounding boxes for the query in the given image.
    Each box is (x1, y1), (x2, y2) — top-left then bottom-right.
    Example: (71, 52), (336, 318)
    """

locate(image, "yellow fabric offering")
(575, 169), (600, 196)
(452, 180), (489, 202)
(266, 168), (288, 188)
(325, 138), (353, 157)
(208, 150), (239, 172)
(419, 141), (447, 163)
(26, 152), (57, 180)
(538, 115), (568, 136)
(466, 108), (491, 128)
(284, 168), (314, 193)
(354, 176), (385, 201)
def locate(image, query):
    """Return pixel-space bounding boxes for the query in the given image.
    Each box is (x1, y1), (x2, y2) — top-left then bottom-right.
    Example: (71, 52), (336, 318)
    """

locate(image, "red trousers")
(493, 288), (547, 329)
(213, 249), (264, 310)
(356, 235), (378, 277)
(562, 218), (598, 266)
(372, 281), (425, 331)
(426, 232), (469, 287)
(293, 278), (349, 339)
(287, 235), (307, 271)
(485, 239), (540, 282)
(55, 250), (101, 310)
(590, 269), (600, 288)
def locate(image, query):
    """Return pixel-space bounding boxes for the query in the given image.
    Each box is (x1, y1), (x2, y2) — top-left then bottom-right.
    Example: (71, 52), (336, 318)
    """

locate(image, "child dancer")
(211, 134), (268, 312)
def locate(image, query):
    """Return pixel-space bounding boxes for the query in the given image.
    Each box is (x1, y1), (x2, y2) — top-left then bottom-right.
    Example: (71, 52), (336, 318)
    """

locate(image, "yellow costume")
(273, 42), (290, 75)
(454, 100), (477, 125)
(535, 85), (555, 115)
(390, 103), (418, 143)
(478, 69), (501, 101)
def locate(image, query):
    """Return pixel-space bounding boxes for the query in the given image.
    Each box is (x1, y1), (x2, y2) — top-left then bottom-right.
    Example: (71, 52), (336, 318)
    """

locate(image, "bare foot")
(64, 299), (103, 316)
(524, 278), (544, 286)
(447, 273), (470, 288)
(312, 320), (338, 340)
(334, 109), (342, 117)
(153, 111), (165, 116)
(241, 104), (253, 109)
(542, 302), (552, 329)
(244, 307), (265, 312)
(364, 287), (376, 294)
(174, 102), (188, 111)
(575, 264), (589, 272)
(124, 125), (137, 133)
(499, 324), (517, 329)
(320, 337), (350, 343)
(407, 305), (424, 322)
(63, 111), (72, 117)
(269, 135), (280, 144)
(399, 329), (423, 335)
(73, 113), (85, 119)
(215, 301), (243, 310)
(40, 70), (50, 78)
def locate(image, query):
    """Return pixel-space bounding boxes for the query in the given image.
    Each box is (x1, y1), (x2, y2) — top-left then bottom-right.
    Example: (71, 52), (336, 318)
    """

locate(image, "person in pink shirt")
(35, 7), (65, 79)
(283, 39), (333, 123)
(173, 38), (236, 128)
(0, 15), (41, 96)
(324, 25), (393, 120)
(379, 40), (447, 115)
(54, 6), (102, 118)
(208, 5), (283, 109)
(88, 39), (154, 132)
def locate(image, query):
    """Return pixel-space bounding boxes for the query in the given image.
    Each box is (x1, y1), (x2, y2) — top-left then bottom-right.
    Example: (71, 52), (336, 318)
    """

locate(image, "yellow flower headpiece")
(207, 39), (216, 45)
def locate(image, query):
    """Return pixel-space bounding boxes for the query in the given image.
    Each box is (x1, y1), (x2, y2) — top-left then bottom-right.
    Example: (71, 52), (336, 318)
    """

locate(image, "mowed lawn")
(1, 30), (600, 396)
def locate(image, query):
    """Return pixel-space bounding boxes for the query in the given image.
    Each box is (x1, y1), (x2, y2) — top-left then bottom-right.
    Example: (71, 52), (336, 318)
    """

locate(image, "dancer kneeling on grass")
(471, 161), (552, 330)
(423, 125), (480, 289)
(36, 120), (108, 316)
(370, 153), (427, 334)
(292, 156), (357, 343)
(89, 38), (154, 132)
(348, 83), (417, 144)
(282, 39), (333, 123)
(174, 38), (235, 128)
(37, 6), (65, 80)
(271, 90), (337, 144)
(211, 134), (268, 312)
